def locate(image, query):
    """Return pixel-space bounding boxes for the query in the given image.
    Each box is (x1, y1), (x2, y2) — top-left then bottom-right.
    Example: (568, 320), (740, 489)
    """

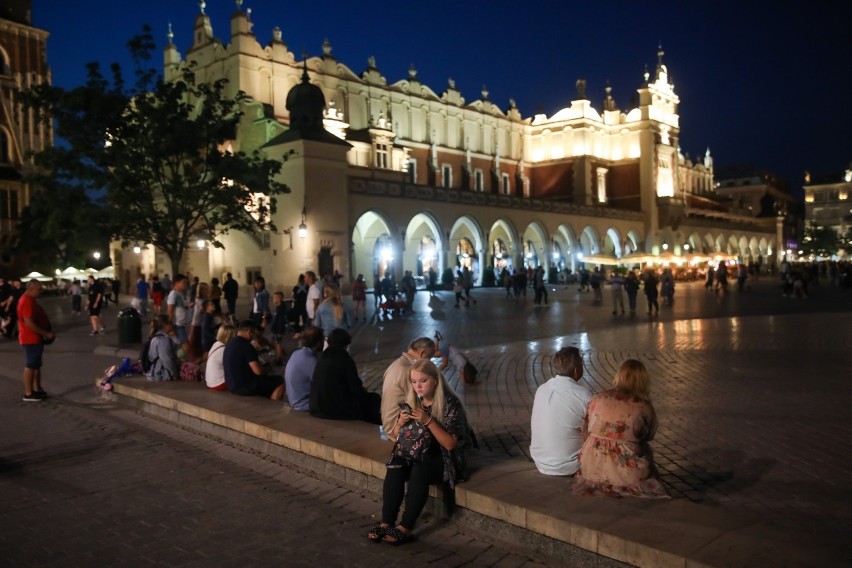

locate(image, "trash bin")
(117, 307), (142, 345)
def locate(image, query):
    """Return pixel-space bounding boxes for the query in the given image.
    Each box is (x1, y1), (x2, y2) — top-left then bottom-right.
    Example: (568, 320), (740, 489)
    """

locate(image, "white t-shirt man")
(306, 282), (322, 320)
(529, 375), (593, 476)
(167, 289), (188, 326)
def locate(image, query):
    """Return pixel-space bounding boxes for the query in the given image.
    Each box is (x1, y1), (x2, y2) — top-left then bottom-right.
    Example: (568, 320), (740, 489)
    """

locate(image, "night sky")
(32, 1), (852, 190)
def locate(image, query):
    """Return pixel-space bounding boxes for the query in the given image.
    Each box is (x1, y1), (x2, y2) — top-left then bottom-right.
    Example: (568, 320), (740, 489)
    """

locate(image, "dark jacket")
(309, 347), (368, 421)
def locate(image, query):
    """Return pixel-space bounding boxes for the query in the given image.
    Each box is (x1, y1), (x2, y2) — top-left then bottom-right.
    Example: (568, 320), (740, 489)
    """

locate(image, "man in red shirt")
(17, 279), (55, 402)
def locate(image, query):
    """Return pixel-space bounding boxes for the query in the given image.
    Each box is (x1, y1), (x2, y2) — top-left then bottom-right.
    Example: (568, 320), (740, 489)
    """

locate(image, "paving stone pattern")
(2, 276), (851, 563)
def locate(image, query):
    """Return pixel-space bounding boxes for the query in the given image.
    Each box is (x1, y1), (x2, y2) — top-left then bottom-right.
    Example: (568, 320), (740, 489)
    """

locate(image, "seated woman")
(313, 283), (349, 338)
(205, 324), (236, 391)
(368, 359), (471, 545)
(573, 359), (668, 498)
(145, 315), (180, 381)
(309, 328), (380, 423)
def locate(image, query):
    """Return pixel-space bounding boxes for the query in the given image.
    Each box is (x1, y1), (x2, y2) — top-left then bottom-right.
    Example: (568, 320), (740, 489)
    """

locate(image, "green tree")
(21, 27), (289, 276)
(15, 178), (106, 272)
(799, 221), (838, 258)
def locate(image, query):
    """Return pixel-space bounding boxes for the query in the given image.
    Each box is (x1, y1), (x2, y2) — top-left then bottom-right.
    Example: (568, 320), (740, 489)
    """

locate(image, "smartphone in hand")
(398, 402), (412, 413)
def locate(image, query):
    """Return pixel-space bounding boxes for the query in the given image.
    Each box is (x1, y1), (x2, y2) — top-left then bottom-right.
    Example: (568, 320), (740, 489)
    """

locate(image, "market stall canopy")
(618, 252), (656, 265)
(580, 254), (620, 266)
(58, 266), (89, 281)
(22, 271), (54, 282)
(96, 266), (115, 279)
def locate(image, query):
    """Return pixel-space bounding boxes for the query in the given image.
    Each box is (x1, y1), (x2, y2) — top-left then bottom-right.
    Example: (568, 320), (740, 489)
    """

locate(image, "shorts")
(88, 305), (102, 316)
(232, 375), (283, 398)
(173, 325), (188, 345)
(23, 343), (44, 369)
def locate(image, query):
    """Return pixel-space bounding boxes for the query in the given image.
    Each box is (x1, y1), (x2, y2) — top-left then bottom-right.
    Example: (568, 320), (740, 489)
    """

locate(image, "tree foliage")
(799, 221), (838, 258)
(21, 27), (289, 275)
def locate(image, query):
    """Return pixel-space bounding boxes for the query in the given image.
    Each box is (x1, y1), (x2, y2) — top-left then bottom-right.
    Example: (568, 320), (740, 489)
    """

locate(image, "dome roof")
(286, 64), (326, 136)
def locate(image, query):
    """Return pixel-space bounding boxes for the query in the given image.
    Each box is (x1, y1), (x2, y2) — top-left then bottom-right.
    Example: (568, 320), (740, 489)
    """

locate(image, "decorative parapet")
(349, 177), (644, 221)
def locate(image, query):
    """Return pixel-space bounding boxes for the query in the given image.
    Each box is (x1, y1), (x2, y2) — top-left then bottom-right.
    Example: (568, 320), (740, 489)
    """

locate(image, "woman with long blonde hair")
(313, 283), (349, 337)
(573, 359), (668, 498)
(368, 359), (471, 545)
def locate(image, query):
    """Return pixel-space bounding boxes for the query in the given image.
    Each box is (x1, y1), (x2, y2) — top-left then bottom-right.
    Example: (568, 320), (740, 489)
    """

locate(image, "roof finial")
(236, 0), (243, 10)
(199, 0), (206, 15)
(301, 51), (309, 83)
(408, 63), (417, 81)
(167, 21), (174, 44)
(322, 38), (332, 56)
(657, 42), (664, 66)
(643, 64), (650, 84)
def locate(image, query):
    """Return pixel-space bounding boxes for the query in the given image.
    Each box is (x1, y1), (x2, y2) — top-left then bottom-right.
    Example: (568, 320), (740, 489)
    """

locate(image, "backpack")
(140, 337), (156, 373)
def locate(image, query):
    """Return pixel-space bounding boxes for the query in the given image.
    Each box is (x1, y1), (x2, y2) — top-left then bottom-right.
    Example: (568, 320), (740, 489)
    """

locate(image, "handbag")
(393, 412), (433, 462)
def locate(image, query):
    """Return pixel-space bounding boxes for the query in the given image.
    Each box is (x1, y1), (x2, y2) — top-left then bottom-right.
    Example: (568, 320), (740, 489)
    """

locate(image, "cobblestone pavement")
(2, 276), (851, 562)
(0, 356), (619, 567)
(350, 278), (852, 543)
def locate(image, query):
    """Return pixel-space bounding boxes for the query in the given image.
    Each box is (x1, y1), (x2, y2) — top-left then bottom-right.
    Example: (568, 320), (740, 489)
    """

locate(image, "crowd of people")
(11, 257), (852, 547)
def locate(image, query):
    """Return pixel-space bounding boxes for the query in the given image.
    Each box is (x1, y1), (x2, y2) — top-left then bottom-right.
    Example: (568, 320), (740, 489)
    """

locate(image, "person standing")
(167, 274), (190, 353)
(86, 275), (105, 335)
(222, 272), (238, 316)
(609, 271), (626, 315)
(69, 279), (83, 317)
(250, 276), (271, 329)
(427, 267), (437, 297)
(305, 271), (322, 327)
(135, 276), (150, 317)
(643, 270), (659, 316)
(290, 274), (308, 336)
(151, 275), (163, 315)
(529, 347), (591, 476)
(624, 271), (640, 313)
(461, 266), (476, 306)
(209, 277), (222, 313)
(351, 274), (367, 323)
(18, 279), (55, 401)
(533, 266), (548, 306)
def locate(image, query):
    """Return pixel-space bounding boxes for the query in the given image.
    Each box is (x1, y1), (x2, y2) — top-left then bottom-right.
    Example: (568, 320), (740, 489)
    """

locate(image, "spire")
(602, 81), (618, 111)
(166, 21), (174, 45)
(199, 0), (206, 15)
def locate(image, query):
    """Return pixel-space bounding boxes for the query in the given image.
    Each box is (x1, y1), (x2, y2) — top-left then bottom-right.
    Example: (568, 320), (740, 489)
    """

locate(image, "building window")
(596, 167), (609, 204)
(0, 188), (18, 220)
(0, 130), (8, 163)
(375, 143), (389, 169)
(442, 164), (452, 188)
(502, 173), (511, 195)
(406, 158), (417, 184)
(474, 170), (484, 192)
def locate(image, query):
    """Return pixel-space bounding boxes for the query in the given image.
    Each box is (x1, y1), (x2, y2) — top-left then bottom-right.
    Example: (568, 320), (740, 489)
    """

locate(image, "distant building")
(0, 0), (51, 277)
(804, 165), (852, 249)
(714, 164), (803, 261)
(116, 6), (778, 289)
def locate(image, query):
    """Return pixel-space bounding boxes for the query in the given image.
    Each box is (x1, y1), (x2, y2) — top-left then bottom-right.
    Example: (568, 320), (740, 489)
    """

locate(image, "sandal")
(383, 526), (414, 545)
(367, 524), (391, 543)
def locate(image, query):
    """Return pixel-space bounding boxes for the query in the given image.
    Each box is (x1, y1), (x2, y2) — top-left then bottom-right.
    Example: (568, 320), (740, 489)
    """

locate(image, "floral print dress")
(573, 389), (669, 498)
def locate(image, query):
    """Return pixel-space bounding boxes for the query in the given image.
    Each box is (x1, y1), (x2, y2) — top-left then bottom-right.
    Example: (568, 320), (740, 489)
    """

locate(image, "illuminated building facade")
(804, 166), (852, 255)
(0, 0), (50, 277)
(117, 5), (777, 290)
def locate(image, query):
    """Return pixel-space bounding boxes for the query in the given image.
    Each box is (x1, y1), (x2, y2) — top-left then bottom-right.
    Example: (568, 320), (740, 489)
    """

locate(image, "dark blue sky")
(33, 1), (852, 188)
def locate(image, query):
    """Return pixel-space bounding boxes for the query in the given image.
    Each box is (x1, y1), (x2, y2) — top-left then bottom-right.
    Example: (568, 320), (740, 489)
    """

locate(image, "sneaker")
(23, 393), (43, 402)
(34, 390), (48, 399)
(89, 330), (99, 336)
(99, 327), (106, 333)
